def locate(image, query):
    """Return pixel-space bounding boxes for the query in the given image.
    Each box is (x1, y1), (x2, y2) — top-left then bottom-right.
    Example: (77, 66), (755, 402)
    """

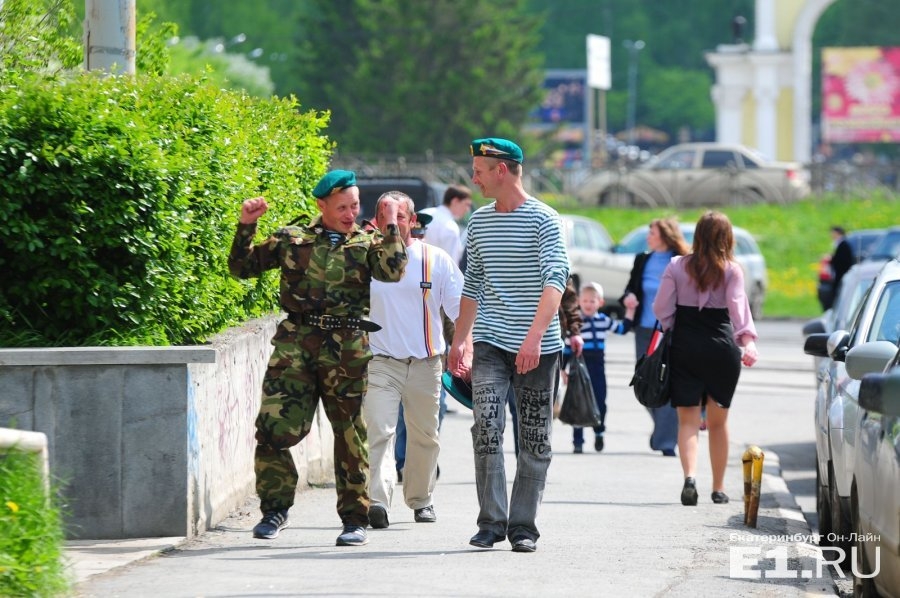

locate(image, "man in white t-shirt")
(365, 191), (470, 530)
(422, 184), (472, 266)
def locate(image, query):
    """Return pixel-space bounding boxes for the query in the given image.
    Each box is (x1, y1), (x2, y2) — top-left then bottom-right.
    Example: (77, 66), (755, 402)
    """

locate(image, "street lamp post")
(623, 39), (645, 148)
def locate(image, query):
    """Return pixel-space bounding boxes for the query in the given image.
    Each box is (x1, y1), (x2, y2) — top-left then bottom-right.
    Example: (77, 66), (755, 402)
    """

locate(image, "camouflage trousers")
(255, 322), (372, 526)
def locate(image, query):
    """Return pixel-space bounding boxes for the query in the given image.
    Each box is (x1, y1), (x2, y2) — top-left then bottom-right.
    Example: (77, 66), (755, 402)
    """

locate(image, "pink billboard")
(822, 46), (900, 143)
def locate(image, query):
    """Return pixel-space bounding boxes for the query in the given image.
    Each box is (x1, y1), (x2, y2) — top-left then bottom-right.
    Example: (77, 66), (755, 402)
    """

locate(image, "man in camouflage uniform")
(228, 169), (407, 547)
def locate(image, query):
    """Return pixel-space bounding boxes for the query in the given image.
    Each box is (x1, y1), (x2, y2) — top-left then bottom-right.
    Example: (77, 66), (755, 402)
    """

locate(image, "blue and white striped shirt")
(462, 197), (569, 354)
(579, 312), (632, 352)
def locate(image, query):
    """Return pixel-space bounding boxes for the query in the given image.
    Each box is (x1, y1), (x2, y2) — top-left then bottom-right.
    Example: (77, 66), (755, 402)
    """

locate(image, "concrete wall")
(0, 316), (334, 539)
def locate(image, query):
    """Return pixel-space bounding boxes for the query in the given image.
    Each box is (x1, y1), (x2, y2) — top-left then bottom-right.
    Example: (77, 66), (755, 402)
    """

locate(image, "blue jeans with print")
(471, 342), (559, 542)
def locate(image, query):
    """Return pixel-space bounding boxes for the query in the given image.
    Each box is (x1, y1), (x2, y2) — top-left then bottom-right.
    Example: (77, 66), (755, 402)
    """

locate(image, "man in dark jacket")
(830, 226), (854, 299)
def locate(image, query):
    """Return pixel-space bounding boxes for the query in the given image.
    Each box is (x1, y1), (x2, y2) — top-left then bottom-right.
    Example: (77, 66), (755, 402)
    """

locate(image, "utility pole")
(84, 0), (136, 74)
(623, 39), (645, 147)
(586, 34), (611, 169)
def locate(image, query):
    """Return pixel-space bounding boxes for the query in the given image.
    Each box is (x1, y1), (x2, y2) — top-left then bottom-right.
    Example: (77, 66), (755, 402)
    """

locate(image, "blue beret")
(312, 169), (357, 199)
(470, 138), (524, 164)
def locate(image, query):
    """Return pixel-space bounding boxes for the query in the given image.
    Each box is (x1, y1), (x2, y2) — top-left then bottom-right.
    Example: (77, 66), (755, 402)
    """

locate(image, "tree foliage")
(0, 73), (330, 346)
(293, 0), (545, 155)
(123, 0), (900, 151)
(0, 0), (82, 84)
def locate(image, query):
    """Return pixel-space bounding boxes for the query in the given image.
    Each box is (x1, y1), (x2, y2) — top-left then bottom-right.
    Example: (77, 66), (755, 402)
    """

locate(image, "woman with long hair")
(652, 211), (758, 505)
(620, 217), (690, 456)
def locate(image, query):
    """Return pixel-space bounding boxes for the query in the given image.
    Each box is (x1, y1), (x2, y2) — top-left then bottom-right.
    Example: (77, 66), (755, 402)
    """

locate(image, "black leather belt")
(288, 312), (382, 333)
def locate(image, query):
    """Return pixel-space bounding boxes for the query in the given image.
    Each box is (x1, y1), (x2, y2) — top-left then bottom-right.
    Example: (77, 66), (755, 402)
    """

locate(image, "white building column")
(750, 54), (782, 159)
(791, 0), (838, 163)
(710, 85), (747, 145)
(754, 0), (779, 51)
(706, 46), (753, 145)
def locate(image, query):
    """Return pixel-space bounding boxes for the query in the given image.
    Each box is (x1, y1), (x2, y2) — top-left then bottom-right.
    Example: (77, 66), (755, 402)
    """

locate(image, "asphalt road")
(72, 319), (842, 597)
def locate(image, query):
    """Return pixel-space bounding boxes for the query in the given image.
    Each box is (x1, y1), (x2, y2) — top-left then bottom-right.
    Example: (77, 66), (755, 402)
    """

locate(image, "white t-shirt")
(369, 240), (464, 359)
(422, 205), (464, 265)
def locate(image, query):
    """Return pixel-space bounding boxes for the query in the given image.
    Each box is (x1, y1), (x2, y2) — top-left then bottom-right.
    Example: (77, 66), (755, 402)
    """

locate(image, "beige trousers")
(363, 354), (442, 513)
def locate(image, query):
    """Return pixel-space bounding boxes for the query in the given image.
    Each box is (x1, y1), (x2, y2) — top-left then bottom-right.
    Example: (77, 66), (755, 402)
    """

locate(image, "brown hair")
(443, 184), (472, 206)
(686, 211), (734, 292)
(484, 157), (521, 176)
(652, 217), (690, 256)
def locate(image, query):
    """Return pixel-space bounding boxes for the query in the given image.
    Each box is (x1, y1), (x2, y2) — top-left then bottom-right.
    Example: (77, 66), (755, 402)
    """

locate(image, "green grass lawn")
(0, 449), (69, 597)
(541, 191), (899, 319)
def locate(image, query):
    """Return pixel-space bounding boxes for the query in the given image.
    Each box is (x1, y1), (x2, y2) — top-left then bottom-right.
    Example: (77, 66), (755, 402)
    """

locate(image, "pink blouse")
(653, 255), (758, 346)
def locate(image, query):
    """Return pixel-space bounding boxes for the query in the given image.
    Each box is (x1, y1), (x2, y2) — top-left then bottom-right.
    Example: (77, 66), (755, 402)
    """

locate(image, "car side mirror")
(826, 330), (851, 362)
(803, 332), (830, 357)
(802, 319), (826, 336)
(845, 340), (899, 380)
(858, 370), (900, 417)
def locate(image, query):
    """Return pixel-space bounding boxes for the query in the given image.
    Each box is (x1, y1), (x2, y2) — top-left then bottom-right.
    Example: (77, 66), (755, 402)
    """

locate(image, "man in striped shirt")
(365, 191), (468, 531)
(448, 138), (570, 553)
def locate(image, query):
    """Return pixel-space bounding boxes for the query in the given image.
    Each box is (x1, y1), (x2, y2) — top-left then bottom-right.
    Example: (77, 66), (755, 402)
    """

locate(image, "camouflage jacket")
(228, 216), (407, 317)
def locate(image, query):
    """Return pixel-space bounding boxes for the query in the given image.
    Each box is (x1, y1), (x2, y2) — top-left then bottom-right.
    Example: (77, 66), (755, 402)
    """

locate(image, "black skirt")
(668, 305), (742, 408)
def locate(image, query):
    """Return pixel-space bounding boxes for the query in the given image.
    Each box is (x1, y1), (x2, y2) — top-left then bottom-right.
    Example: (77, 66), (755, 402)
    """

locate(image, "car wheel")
(851, 485), (880, 598)
(816, 462), (833, 543)
(731, 187), (765, 204)
(599, 187), (634, 207)
(829, 462), (852, 551)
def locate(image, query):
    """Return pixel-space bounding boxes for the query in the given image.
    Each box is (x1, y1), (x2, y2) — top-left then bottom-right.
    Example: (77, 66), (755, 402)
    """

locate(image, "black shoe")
(469, 529), (506, 548)
(414, 505), (437, 523)
(396, 469), (403, 484)
(511, 536), (537, 553)
(573, 445), (583, 454)
(436, 464), (440, 480)
(594, 436), (604, 452)
(681, 477), (698, 506)
(369, 505), (389, 529)
(661, 448), (677, 457)
(252, 509), (289, 539)
(336, 524), (368, 546)
(711, 491), (730, 504)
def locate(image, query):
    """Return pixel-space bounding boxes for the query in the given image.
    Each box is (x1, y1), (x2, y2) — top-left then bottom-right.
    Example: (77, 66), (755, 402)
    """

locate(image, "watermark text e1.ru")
(729, 544), (880, 579)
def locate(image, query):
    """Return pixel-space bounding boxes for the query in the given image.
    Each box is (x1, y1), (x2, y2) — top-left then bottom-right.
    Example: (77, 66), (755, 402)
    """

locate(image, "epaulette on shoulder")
(275, 225), (310, 240)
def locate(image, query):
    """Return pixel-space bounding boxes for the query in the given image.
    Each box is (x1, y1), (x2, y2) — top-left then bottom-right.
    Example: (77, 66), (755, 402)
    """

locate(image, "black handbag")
(559, 355), (602, 427)
(630, 325), (671, 408)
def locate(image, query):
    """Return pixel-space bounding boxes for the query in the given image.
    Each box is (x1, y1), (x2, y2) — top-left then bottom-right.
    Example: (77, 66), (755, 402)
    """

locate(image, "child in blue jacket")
(565, 282), (634, 453)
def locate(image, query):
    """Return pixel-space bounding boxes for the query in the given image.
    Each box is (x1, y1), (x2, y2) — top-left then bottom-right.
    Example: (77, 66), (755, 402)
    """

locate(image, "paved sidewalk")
(68, 322), (839, 597)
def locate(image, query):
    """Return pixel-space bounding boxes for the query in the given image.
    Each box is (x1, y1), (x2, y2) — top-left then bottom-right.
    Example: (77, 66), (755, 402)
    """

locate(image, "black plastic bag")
(559, 355), (601, 427)
(630, 329), (671, 408)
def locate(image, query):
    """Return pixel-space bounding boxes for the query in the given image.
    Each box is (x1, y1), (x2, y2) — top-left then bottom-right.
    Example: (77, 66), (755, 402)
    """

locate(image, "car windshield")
(833, 274), (876, 331)
(849, 230), (885, 261)
(868, 230), (900, 261)
(866, 280), (900, 344)
(617, 227), (694, 254)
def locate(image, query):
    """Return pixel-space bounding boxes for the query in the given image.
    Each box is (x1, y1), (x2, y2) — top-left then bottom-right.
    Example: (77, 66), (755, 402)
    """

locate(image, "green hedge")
(0, 448), (68, 597)
(0, 72), (331, 346)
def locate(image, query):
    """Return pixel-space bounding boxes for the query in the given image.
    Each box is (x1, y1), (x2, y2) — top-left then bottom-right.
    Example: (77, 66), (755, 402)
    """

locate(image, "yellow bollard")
(742, 445), (764, 528)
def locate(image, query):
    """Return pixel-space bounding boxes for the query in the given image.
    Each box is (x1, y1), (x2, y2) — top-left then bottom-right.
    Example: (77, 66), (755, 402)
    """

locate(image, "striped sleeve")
(461, 198), (569, 354)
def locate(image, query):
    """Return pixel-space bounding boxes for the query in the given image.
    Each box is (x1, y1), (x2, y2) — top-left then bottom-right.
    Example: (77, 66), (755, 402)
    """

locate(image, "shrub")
(0, 448), (69, 597)
(0, 71), (331, 347)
